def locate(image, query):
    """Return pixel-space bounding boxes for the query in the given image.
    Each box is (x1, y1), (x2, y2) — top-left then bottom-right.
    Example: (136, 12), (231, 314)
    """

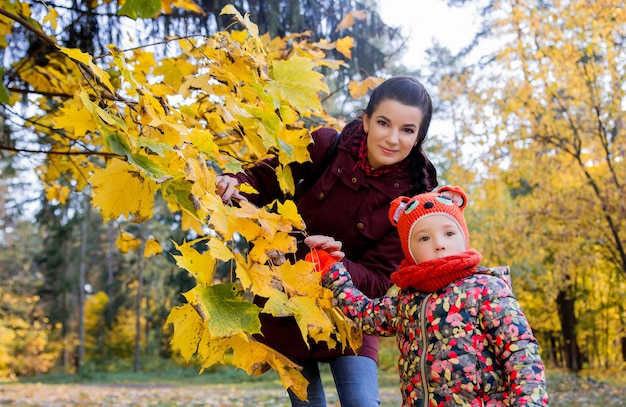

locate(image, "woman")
(216, 76), (438, 406)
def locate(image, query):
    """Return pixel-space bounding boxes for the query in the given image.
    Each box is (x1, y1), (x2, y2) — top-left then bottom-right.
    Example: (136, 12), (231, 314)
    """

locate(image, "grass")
(8, 338), (626, 406)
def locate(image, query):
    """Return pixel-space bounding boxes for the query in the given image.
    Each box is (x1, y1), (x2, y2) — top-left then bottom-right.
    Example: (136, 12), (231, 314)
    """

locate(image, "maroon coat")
(232, 120), (428, 361)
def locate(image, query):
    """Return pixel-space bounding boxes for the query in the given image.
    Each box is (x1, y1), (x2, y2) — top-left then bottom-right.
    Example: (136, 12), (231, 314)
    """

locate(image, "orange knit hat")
(388, 186), (469, 265)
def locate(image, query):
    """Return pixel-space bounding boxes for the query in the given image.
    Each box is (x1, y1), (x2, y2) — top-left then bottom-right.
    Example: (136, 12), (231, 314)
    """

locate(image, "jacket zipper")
(419, 293), (434, 407)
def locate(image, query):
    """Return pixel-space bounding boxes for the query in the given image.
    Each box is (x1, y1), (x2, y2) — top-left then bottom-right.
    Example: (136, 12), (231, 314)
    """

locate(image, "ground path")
(0, 383), (403, 406)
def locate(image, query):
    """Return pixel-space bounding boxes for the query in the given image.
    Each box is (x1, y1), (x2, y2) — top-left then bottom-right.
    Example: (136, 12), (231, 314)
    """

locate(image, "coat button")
(394, 182), (400, 188)
(356, 222), (364, 230)
(337, 168), (343, 173)
(351, 177), (358, 184)
(318, 192), (325, 199)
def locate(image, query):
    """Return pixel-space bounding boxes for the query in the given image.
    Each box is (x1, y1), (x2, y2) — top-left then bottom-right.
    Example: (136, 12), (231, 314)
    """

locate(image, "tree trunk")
(77, 203), (90, 372)
(64, 238), (75, 373)
(134, 243), (144, 373)
(549, 331), (561, 367)
(106, 221), (116, 328)
(556, 288), (582, 371)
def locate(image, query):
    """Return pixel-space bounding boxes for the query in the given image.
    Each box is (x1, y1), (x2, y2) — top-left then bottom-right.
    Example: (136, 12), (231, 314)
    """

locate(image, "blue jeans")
(287, 355), (380, 406)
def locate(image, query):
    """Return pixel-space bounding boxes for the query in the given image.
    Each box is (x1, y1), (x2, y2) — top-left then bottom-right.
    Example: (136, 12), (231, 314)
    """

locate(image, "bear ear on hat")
(389, 196), (412, 226)
(438, 185), (467, 210)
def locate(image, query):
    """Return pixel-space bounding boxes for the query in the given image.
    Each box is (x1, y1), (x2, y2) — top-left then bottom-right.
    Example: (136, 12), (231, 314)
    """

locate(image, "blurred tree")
(0, 0), (407, 392)
(437, 0), (626, 371)
(0, 216), (60, 377)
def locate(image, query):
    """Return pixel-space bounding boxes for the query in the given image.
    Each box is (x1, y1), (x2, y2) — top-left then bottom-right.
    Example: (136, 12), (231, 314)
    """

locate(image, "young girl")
(309, 186), (549, 406)
(216, 76), (438, 406)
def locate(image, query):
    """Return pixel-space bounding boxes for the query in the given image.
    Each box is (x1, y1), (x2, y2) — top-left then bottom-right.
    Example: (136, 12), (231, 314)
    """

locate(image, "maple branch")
(112, 35), (211, 55)
(0, 143), (118, 157)
(42, 1), (124, 18)
(0, 106), (112, 151)
(7, 87), (74, 99)
(0, 7), (119, 102)
(0, 8), (54, 47)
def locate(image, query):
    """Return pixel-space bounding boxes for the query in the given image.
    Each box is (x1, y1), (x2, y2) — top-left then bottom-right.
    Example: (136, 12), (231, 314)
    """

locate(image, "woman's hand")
(304, 235), (345, 260)
(216, 175), (247, 203)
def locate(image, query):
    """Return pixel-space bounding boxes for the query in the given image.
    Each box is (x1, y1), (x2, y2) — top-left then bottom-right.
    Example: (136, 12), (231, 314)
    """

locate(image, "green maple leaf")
(118, 0), (161, 19)
(0, 68), (9, 104)
(196, 283), (262, 338)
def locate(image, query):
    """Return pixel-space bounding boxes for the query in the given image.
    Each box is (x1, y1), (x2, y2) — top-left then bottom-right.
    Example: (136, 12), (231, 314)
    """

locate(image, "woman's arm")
(221, 128), (338, 206)
(341, 229), (404, 298)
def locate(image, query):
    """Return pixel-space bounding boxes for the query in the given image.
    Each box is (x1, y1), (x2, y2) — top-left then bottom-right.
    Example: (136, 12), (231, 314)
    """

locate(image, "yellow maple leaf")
(207, 237), (234, 262)
(44, 182), (70, 204)
(328, 306), (362, 352)
(247, 236), (275, 264)
(196, 333), (308, 401)
(335, 37), (354, 59)
(276, 258), (319, 297)
(221, 5), (259, 37)
(335, 10), (367, 31)
(165, 302), (204, 362)
(276, 164), (296, 196)
(266, 57), (329, 114)
(348, 76), (385, 99)
(247, 232), (296, 264)
(42, 7), (59, 30)
(181, 207), (205, 234)
(229, 217), (263, 243)
(230, 336), (309, 400)
(261, 258), (362, 352)
(197, 333), (229, 370)
(188, 128), (227, 166)
(262, 290), (294, 319)
(276, 199), (306, 230)
(143, 237), (163, 258)
(57, 46), (114, 93)
(233, 252), (284, 297)
(208, 201), (262, 242)
(171, 238), (215, 286)
(277, 127), (311, 165)
(161, 0), (204, 15)
(239, 183), (258, 194)
(257, 210), (293, 241)
(116, 231), (141, 253)
(315, 58), (349, 70)
(89, 158), (156, 222)
(290, 296), (336, 347)
(53, 102), (96, 138)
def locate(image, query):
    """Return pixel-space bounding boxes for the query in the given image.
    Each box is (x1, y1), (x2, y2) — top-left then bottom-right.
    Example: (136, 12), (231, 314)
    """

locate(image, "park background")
(1, 0), (625, 405)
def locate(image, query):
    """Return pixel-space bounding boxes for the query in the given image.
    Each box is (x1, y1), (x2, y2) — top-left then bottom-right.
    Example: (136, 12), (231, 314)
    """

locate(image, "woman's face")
(362, 99), (423, 169)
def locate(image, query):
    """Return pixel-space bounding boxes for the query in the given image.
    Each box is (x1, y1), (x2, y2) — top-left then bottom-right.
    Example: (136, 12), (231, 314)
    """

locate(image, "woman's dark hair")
(364, 76), (438, 193)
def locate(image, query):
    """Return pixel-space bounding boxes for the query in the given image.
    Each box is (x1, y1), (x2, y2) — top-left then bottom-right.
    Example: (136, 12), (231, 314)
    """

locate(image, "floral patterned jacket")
(323, 263), (549, 406)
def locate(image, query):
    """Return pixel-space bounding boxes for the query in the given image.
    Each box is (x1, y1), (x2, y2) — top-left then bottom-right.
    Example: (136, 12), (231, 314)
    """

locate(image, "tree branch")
(0, 8), (55, 47)
(0, 143), (118, 157)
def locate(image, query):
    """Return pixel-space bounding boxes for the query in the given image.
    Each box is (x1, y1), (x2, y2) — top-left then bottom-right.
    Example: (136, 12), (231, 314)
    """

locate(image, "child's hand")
(305, 248), (339, 276)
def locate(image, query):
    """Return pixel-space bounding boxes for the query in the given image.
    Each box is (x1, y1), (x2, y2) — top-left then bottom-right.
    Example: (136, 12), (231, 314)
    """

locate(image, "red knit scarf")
(391, 249), (483, 292)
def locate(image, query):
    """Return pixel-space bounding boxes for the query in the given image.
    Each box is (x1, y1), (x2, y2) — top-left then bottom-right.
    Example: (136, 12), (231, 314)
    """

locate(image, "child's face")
(409, 214), (466, 264)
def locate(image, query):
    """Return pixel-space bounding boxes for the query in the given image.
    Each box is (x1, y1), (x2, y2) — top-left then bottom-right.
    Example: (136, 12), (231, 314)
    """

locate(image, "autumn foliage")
(4, 0), (626, 391)
(0, 0), (376, 398)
